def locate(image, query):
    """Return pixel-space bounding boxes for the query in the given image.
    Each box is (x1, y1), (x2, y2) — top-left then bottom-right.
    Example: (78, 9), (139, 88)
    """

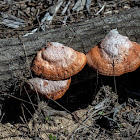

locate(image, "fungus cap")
(86, 29), (140, 76)
(32, 42), (87, 80)
(27, 77), (71, 100)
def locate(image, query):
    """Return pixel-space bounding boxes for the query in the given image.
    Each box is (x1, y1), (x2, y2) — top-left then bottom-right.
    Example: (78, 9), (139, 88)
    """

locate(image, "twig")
(95, 2), (106, 15)
(0, 91), (38, 107)
(0, 112), (5, 123)
(24, 86), (36, 112)
(71, 106), (107, 139)
(50, 99), (79, 122)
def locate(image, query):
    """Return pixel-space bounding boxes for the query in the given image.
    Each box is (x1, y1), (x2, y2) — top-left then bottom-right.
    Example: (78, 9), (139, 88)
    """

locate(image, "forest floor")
(0, 0), (140, 140)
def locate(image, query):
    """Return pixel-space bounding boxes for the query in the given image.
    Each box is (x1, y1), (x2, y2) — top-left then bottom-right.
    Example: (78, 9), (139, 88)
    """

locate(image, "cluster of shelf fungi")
(27, 29), (140, 101)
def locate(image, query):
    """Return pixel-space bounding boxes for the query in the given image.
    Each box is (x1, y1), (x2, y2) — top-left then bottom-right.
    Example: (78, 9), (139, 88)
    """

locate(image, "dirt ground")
(0, 0), (140, 140)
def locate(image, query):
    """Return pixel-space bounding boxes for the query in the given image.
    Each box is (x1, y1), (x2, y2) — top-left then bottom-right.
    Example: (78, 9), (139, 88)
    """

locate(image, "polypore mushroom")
(86, 29), (140, 76)
(32, 42), (87, 80)
(27, 77), (71, 100)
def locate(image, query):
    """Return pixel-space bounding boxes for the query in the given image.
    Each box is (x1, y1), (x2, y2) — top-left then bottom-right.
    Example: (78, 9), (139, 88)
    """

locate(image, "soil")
(0, 0), (140, 140)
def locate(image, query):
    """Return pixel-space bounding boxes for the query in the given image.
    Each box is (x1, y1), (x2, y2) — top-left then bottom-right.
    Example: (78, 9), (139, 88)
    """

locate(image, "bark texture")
(0, 8), (140, 92)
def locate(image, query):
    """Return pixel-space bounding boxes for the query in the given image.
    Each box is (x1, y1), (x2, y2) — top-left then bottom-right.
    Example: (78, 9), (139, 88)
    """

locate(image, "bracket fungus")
(27, 42), (87, 100)
(27, 77), (71, 100)
(32, 42), (87, 80)
(86, 29), (140, 76)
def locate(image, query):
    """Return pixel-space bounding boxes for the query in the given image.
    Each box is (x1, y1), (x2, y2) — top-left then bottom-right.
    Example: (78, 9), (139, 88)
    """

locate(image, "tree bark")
(0, 8), (140, 92)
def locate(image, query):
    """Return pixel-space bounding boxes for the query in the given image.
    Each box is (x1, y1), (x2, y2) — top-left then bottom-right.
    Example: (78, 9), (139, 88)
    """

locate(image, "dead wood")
(0, 8), (140, 92)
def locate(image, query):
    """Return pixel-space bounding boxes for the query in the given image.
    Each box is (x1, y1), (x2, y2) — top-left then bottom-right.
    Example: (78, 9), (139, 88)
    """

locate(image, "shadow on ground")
(1, 65), (140, 124)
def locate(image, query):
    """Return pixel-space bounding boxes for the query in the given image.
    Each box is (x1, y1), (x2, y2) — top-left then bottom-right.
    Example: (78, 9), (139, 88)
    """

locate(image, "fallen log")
(0, 8), (140, 93)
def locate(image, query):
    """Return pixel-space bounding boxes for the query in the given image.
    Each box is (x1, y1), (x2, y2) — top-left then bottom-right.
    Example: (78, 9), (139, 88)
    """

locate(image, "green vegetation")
(49, 134), (57, 140)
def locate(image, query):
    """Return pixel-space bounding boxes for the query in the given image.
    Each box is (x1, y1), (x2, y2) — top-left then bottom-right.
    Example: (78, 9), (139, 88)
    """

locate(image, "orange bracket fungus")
(32, 42), (87, 80)
(86, 29), (140, 76)
(27, 77), (71, 100)
(27, 42), (87, 100)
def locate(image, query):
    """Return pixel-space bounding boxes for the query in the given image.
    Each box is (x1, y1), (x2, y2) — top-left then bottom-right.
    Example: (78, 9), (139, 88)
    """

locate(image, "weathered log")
(0, 8), (140, 92)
